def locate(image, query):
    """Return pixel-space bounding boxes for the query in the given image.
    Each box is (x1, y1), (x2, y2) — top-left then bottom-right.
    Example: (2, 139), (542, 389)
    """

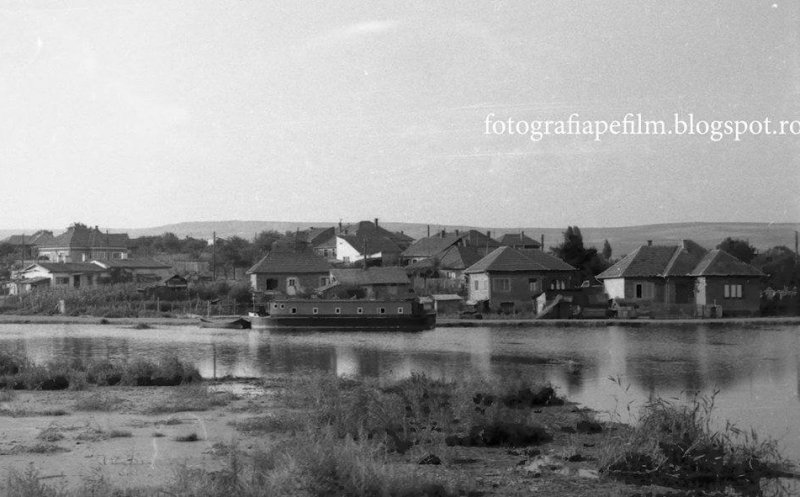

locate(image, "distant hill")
(4, 221), (798, 259)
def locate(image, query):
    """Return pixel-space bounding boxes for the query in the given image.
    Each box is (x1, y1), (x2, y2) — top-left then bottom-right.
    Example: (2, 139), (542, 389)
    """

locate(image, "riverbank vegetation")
(0, 363), (794, 496)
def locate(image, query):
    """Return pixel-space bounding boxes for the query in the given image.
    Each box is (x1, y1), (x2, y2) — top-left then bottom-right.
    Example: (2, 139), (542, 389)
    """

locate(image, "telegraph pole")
(212, 231), (217, 281)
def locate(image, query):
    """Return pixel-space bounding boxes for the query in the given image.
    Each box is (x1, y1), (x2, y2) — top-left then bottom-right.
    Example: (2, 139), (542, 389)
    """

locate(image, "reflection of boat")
(250, 298), (436, 331)
(199, 317), (252, 329)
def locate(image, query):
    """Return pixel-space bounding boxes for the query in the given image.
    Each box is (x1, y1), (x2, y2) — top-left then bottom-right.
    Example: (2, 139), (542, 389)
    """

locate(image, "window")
(549, 280), (566, 290)
(290, 307), (297, 314)
(287, 277), (297, 287)
(266, 278), (278, 290)
(335, 307), (341, 314)
(397, 307), (404, 314)
(378, 307), (386, 314)
(319, 276), (330, 286)
(634, 282), (654, 299)
(357, 307), (363, 314)
(55, 277), (69, 285)
(474, 280), (479, 290)
(273, 303), (279, 309)
(312, 307), (319, 314)
(493, 278), (511, 292)
(724, 284), (743, 299)
(528, 278), (539, 292)
(112, 252), (122, 259)
(279, 304), (285, 309)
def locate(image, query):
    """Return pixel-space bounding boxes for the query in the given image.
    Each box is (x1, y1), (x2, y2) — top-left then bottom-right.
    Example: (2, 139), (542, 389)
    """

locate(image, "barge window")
(397, 307), (404, 314)
(279, 304), (285, 309)
(290, 307), (297, 314)
(335, 307), (341, 314)
(357, 307), (363, 314)
(378, 307), (385, 314)
(273, 304), (278, 309)
(312, 307), (319, 314)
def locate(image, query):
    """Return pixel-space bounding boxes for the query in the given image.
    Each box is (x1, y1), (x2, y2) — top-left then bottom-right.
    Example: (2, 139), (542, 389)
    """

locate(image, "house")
(405, 244), (483, 281)
(91, 257), (173, 283)
(8, 262), (109, 294)
(430, 294), (464, 316)
(293, 227), (337, 260)
(322, 267), (412, 299)
(333, 220), (404, 266)
(246, 240), (331, 295)
(37, 224), (129, 263)
(597, 240), (763, 317)
(689, 249), (764, 316)
(401, 230), (500, 266)
(0, 230), (54, 261)
(464, 246), (579, 313)
(497, 232), (541, 250)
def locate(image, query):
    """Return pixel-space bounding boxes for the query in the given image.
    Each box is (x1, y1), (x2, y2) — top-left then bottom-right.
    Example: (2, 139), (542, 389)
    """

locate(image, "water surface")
(1, 322), (799, 460)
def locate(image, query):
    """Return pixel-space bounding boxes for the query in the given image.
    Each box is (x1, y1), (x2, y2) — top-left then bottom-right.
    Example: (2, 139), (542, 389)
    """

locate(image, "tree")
(253, 230), (284, 255)
(752, 246), (800, 289)
(550, 226), (609, 280)
(602, 239), (612, 260)
(717, 237), (757, 264)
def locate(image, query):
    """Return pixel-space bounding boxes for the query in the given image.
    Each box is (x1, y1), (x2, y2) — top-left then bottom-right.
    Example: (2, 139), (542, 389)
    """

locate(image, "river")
(1, 322), (799, 460)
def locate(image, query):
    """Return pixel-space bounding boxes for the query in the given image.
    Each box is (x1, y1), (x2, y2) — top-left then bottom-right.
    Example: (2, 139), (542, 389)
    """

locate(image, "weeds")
(74, 392), (124, 411)
(146, 384), (237, 414)
(174, 432), (199, 442)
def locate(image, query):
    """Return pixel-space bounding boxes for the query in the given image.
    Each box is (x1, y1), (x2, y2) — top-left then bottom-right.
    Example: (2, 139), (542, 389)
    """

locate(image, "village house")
(401, 229), (500, 266)
(597, 240), (764, 317)
(246, 240), (331, 295)
(36, 224), (129, 263)
(293, 227), (337, 260)
(91, 257), (173, 283)
(496, 232), (542, 250)
(330, 219), (407, 266)
(8, 262), (109, 295)
(465, 246), (579, 313)
(0, 230), (54, 262)
(322, 267), (412, 299)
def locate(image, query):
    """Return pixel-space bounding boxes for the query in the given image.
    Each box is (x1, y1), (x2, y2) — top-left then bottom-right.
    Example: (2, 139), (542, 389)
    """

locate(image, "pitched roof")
(246, 245), (330, 274)
(465, 246), (576, 273)
(33, 262), (107, 273)
(331, 267), (410, 286)
(2, 230), (54, 246)
(438, 245), (484, 270)
(497, 232), (541, 249)
(38, 225), (128, 249)
(93, 258), (171, 269)
(597, 240), (711, 279)
(518, 249), (578, 271)
(689, 249), (764, 277)
(402, 234), (463, 258)
(296, 227), (336, 246)
(338, 221), (402, 256)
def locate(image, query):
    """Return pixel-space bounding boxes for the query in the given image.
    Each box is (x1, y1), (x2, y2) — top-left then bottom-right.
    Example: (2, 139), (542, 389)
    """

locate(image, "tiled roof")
(597, 240), (713, 279)
(465, 246), (576, 273)
(518, 249), (577, 271)
(94, 258), (171, 269)
(401, 234), (462, 258)
(296, 227), (335, 246)
(34, 262), (107, 273)
(497, 233), (541, 249)
(246, 245), (330, 274)
(340, 229), (401, 256)
(689, 250), (764, 277)
(2, 230), (54, 246)
(38, 225), (128, 249)
(331, 267), (410, 286)
(437, 245), (483, 270)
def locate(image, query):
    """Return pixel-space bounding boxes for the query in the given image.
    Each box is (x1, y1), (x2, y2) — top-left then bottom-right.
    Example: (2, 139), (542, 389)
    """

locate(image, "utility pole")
(212, 231), (216, 281)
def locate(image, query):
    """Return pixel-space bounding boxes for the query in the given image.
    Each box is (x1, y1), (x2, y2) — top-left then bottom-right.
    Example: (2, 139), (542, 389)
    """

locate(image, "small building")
(430, 294), (464, 316)
(401, 230), (500, 266)
(689, 249), (764, 316)
(246, 241), (331, 296)
(497, 232), (541, 250)
(91, 257), (172, 283)
(324, 267), (412, 299)
(465, 246), (579, 313)
(9, 262), (109, 294)
(37, 224), (129, 263)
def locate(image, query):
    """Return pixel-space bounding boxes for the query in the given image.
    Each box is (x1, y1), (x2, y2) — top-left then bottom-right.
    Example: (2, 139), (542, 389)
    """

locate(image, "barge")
(249, 298), (436, 331)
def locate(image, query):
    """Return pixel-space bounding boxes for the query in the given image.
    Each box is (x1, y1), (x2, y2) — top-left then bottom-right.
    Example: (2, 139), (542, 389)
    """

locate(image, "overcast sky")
(1, 1), (798, 230)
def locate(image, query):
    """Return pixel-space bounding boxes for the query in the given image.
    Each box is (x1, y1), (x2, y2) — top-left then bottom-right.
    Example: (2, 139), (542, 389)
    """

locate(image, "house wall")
(467, 273), (490, 303)
(470, 270), (578, 312)
(39, 248), (128, 263)
(621, 278), (667, 303)
(335, 238), (363, 264)
(603, 278), (625, 299)
(695, 276), (761, 316)
(250, 272), (329, 295)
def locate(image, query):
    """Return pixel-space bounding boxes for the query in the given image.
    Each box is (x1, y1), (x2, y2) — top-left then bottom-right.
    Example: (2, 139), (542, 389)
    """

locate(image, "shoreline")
(0, 313), (799, 328)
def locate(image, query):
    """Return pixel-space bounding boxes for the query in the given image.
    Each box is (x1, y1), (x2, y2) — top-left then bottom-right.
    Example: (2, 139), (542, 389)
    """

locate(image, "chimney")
(540, 234), (544, 251)
(374, 218), (379, 228)
(486, 231), (491, 239)
(647, 240), (653, 246)
(520, 231), (524, 241)
(440, 229), (446, 238)
(455, 229), (459, 236)
(338, 219), (343, 233)
(427, 225), (430, 237)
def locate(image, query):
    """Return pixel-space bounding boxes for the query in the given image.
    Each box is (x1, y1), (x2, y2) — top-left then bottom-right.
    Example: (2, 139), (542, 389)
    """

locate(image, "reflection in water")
(1, 322), (800, 459)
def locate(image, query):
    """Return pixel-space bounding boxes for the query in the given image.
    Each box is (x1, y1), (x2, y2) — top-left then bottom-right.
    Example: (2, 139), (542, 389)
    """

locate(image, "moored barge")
(249, 298), (436, 331)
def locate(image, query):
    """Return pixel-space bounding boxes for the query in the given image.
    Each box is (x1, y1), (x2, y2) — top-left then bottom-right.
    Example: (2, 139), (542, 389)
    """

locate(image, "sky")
(0, 1), (798, 230)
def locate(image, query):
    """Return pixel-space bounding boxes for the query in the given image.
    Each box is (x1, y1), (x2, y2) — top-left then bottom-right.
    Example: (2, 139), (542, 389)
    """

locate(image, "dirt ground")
(0, 378), (705, 496)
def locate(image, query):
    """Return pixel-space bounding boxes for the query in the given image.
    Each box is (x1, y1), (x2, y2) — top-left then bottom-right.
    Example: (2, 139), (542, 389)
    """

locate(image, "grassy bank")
(0, 364), (794, 496)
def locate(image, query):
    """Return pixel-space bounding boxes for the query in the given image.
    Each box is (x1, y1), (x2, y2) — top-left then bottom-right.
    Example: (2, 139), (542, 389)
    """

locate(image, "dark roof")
(518, 249), (578, 271)
(338, 221), (402, 256)
(33, 262), (107, 273)
(94, 258), (171, 269)
(38, 225), (128, 249)
(296, 227), (336, 246)
(689, 250), (764, 277)
(438, 245), (484, 270)
(246, 245), (330, 274)
(331, 267), (410, 286)
(2, 230), (54, 246)
(497, 233), (541, 249)
(465, 246), (576, 274)
(402, 234), (462, 258)
(597, 240), (708, 279)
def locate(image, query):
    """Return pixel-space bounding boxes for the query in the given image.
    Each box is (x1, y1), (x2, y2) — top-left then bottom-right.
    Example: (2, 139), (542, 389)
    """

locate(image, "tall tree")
(550, 226), (609, 280)
(602, 239), (612, 260)
(717, 237), (757, 263)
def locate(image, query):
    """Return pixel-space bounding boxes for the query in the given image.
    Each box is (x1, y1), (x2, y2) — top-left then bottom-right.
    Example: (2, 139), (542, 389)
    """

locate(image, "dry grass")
(145, 384), (238, 414)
